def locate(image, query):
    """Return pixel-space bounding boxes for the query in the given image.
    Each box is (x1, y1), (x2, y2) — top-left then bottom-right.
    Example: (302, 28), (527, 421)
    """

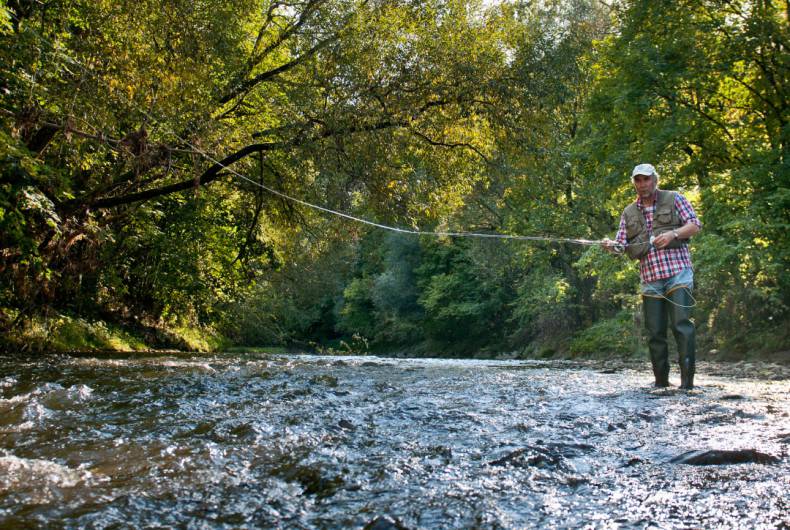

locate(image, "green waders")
(643, 287), (696, 389)
(643, 296), (670, 387)
(668, 287), (695, 389)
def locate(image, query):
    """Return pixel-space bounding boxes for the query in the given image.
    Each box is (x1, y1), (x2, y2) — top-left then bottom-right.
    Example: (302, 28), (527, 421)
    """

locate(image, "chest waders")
(628, 190), (695, 389)
(643, 289), (695, 389)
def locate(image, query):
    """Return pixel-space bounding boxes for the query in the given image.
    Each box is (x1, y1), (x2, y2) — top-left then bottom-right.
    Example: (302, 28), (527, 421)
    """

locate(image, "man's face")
(633, 174), (657, 199)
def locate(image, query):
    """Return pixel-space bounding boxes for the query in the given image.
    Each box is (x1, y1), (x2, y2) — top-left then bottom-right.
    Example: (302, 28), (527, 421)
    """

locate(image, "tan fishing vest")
(623, 189), (686, 260)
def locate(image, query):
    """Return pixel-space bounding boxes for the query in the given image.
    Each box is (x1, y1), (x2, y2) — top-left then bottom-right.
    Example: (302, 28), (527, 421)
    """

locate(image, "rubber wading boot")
(668, 287), (696, 389)
(643, 296), (670, 387)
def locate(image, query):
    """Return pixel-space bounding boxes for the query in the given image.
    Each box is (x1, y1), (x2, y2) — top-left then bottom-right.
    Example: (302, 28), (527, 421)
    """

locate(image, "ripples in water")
(0, 353), (788, 528)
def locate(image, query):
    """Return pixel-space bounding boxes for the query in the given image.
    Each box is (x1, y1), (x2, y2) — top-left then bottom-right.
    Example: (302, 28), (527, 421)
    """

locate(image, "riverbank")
(0, 313), (226, 355)
(2, 313), (787, 368)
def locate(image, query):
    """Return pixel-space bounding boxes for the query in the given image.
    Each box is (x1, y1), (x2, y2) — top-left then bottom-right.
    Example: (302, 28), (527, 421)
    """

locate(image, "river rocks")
(363, 515), (408, 530)
(670, 449), (780, 465)
(309, 374), (338, 387)
(488, 443), (591, 470)
(338, 419), (355, 430)
(272, 461), (345, 498)
(636, 411), (656, 422)
(623, 457), (644, 467)
(489, 447), (560, 468)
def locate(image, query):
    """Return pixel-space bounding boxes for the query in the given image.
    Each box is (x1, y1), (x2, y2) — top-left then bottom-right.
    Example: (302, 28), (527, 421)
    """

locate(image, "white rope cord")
(642, 285), (697, 308)
(180, 144), (609, 245)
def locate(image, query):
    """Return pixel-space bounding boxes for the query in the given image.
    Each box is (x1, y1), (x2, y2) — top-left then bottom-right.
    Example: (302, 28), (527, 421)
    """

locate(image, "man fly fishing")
(602, 164), (702, 389)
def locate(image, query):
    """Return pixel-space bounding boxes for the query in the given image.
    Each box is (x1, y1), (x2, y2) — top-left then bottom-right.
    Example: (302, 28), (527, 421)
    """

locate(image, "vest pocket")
(656, 211), (673, 224)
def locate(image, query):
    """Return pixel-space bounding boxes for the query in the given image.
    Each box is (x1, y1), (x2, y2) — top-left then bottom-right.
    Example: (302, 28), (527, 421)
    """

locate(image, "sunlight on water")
(0, 353), (788, 528)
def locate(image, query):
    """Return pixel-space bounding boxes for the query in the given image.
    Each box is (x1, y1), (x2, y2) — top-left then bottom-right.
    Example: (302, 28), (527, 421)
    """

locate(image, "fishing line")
(14, 27), (699, 309)
(641, 285), (697, 308)
(28, 29), (613, 247)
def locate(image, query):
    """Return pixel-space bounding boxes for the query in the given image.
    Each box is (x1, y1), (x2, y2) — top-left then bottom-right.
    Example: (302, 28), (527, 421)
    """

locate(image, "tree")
(0, 0), (509, 329)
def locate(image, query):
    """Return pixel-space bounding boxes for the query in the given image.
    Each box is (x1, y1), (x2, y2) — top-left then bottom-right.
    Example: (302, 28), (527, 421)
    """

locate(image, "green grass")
(23, 315), (148, 352)
(170, 325), (228, 352)
(3, 312), (230, 354)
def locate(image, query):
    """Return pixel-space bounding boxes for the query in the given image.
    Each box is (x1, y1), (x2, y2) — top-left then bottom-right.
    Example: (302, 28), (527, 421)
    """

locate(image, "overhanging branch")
(88, 142), (279, 209)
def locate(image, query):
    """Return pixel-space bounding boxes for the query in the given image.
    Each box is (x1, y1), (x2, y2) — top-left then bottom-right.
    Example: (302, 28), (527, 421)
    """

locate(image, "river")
(1, 353), (788, 528)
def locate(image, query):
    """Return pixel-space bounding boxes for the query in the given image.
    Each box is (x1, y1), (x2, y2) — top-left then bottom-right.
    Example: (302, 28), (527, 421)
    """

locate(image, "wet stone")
(428, 446), (452, 460)
(338, 419), (355, 430)
(670, 449), (780, 466)
(228, 422), (256, 438)
(309, 374), (338, 387)
(363, 515), (408, 530)
(281, 388), (313, 400)
(636, 411), (656, 422)
(563, 475), (589, 488)
(488, 446), (566, 469)
(624, 457), (644, 467)
(275, 463), (345, 498)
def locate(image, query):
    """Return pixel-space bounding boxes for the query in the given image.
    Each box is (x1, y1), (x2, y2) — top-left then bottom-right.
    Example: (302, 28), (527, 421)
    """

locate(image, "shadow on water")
(1, 353), (788, 528)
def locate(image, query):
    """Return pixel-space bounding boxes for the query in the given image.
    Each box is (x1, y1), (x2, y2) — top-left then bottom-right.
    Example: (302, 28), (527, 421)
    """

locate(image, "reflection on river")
(1, 353), (788, 528)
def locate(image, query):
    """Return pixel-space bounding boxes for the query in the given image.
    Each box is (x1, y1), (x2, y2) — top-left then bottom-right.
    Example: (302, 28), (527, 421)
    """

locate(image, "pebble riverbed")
(1, 353), (788, 528)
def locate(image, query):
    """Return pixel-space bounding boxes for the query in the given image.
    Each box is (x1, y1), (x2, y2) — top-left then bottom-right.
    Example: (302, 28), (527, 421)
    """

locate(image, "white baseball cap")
(632, 163), (658, 178)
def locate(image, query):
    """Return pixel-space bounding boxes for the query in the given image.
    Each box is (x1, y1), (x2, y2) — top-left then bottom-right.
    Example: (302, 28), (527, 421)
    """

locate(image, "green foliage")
(20, 314), (148, 352)
(511, 268), (576, 344)
(336, 234), (424, 346)
(569, 310), (639, 357)
(338, 276), (378, 339)
(415, 238), (509, 349)
(0, 0), (786, 358)
(0, 2), (10, 33)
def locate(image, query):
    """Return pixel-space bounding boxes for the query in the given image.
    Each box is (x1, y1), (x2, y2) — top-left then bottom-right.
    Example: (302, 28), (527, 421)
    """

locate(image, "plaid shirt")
(615, 190), (701, 283)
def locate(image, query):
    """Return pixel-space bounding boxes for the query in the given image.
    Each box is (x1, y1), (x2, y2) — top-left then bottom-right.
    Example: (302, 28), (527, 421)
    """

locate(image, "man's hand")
(652, 231), (677, 249)
(601, 238), (622, 254)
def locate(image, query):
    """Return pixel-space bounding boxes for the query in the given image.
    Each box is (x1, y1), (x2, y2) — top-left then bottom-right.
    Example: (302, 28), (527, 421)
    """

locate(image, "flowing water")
(0, 353), (788, 529)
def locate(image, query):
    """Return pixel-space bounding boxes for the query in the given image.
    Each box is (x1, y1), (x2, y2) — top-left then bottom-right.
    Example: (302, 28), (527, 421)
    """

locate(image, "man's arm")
(602, 212), (628, 254)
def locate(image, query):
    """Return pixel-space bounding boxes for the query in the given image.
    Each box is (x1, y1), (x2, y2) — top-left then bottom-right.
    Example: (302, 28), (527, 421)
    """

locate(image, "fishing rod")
(17, 29), (695, 309)
(25, 28), (619, 248)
